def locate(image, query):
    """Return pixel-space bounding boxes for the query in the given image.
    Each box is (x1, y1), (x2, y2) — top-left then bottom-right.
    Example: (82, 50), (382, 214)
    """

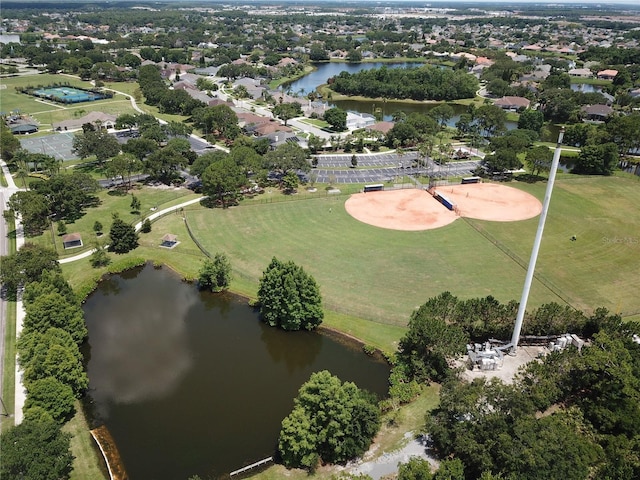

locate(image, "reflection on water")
(83, 264), (390, 480)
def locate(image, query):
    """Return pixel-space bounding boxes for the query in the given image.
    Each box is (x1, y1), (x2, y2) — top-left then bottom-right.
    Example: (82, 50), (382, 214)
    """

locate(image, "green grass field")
(0, 74), (138, 132)
(28, 186), (200, 259)
(179, 175), (640, 328)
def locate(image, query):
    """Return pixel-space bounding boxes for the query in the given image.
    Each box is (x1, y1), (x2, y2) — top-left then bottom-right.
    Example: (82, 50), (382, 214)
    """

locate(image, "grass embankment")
(184, 176), (639, 324)
(268, 65), (316, 90)
(63, 401), (107, 480)
(1, 302), (17, 434)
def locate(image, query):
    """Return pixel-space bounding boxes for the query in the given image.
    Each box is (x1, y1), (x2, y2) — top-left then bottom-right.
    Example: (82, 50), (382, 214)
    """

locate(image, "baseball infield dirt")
(344, 184), (542, 231)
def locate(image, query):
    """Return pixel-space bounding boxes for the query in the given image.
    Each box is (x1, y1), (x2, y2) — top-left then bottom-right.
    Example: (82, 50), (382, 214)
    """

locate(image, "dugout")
(364, 184), (384, 193)
(461, 176), (481, 184)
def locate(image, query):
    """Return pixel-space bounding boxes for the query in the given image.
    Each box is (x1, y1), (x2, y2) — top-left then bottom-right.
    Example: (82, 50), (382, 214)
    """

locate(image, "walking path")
(0, 159), (26, 424)
(59, 196), (204, 264)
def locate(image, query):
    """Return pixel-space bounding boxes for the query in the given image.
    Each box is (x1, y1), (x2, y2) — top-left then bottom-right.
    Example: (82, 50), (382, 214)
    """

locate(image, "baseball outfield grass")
(180, 174), (639, 330)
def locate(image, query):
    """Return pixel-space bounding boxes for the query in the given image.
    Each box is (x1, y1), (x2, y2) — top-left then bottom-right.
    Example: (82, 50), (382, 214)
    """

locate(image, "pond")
(570, 83), (603, 94)
(284, 62), (519, 129)
(82, 264), (390, 480)
(283, 61), (421, 97)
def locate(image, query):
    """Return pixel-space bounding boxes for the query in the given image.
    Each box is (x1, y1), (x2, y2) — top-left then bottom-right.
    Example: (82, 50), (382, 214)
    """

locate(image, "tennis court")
(20, 132), (79, 161)
(32, 86), (109, 104)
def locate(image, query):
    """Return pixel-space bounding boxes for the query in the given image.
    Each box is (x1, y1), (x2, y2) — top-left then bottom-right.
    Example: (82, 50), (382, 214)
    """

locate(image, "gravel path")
(347, 432), (439, 479)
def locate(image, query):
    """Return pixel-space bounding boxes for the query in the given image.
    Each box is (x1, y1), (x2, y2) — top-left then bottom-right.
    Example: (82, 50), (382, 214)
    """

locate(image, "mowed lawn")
(0, 74), (137, 130)
(184, 175), (640, 326)
(473, 175), (640, 318)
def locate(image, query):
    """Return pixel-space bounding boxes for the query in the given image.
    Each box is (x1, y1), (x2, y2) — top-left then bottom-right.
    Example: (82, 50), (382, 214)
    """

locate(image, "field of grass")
(0, 74), (138, 132)
(28, 185), (199, 259)
(179, 175), (640, 330)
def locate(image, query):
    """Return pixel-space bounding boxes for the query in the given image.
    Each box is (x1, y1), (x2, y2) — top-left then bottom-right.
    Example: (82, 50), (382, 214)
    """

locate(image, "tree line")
(0, 245), (87, 479)
(329, 65), (479, 101)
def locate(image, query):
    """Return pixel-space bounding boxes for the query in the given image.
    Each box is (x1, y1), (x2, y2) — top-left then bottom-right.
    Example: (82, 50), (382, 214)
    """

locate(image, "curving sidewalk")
(59, 196), (204, 264)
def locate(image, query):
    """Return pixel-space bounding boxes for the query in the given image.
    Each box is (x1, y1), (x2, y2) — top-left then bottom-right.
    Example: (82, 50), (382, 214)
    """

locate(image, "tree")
(573, 142), (618, 175)
(130, 194), (141, 213)
(351, 154), (358, 168)
(144, 147), (187, 183)
(0, 243), (60, 299)
(258, 257), (323, 331)
(307, 134), (325, 154)
(108, 214), (139, 254)
(141, 218), (152, 233)
(278, 371), (381, 469)
(23, 292), (87, 344)
(107, 153), (142, 189)
(24, 377), (76, 424)
(93, 220), (103, 235)
(397, 298), (468, 382)
(429, 104), (455, 130)
(72, 129), (121, 165)
(190, 150), (227, 177)
(56, 220), (67, 236)
(281, 171), (299, 194)
(272, 102), (302, 126)
(6, 190), (50, 236)
(525, 146), (553, 176)
(193, 104), (240, 142)
(90, 244), (110, 268)
(21, 339), (88, 397)
(32, 171), (99, 222)
(324, 107), (348, 131)
(198, 253), (231, 292)
(201, 157), (247, 208)
(398, 457), (434, 480)
(518, 109), (545, 133)
(346, 49), (362, 62)
(0, 122), (21, 162)
(476, 104), (507, 138)
(0, 419), (73, 480)
(263, 142), (310, 175)
(484, 148), (521, 173)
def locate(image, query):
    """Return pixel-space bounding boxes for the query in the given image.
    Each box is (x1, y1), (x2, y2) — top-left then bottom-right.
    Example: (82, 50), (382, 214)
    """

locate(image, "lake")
(283, 62), (520, 129)
(284, 61), (421, 97)
(82, 264), (390, 480)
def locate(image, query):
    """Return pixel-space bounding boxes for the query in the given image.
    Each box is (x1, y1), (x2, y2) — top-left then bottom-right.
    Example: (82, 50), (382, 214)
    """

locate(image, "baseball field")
(180, 175), (639, 329)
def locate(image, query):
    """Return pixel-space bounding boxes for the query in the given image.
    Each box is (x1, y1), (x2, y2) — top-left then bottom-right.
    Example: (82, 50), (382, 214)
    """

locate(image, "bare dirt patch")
(345, 185), (542, 231)
(345, 189), (457, 231)
(438, 183), (542, 222)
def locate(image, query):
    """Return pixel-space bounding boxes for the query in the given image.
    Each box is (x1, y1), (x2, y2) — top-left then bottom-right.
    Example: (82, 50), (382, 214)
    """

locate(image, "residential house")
(494, 96), (531, 111)
(597, 69), (618, 80)
(568, 68), (593, 78)
(581, 104), (613, 122)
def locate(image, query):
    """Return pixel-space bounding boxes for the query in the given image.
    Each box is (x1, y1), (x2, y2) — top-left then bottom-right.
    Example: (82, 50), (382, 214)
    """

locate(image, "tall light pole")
(511, 128), (565, 351)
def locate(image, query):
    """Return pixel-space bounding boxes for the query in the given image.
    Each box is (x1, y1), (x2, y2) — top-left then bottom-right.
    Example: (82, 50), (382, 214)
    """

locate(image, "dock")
(229, 457), (273, 477)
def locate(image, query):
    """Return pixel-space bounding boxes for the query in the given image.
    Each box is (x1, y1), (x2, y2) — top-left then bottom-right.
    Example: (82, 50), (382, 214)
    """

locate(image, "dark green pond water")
(82, 264), (390, 480)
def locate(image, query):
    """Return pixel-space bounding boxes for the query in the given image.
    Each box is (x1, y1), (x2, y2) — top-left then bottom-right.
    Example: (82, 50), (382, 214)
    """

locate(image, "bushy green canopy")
(278, 370), (381, 470)
(258, 257), (323, 331)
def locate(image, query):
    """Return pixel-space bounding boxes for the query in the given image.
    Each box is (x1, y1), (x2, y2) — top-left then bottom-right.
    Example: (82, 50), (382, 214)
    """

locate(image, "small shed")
(62, 233), (83, 249)
(160, 234), (179, 249)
